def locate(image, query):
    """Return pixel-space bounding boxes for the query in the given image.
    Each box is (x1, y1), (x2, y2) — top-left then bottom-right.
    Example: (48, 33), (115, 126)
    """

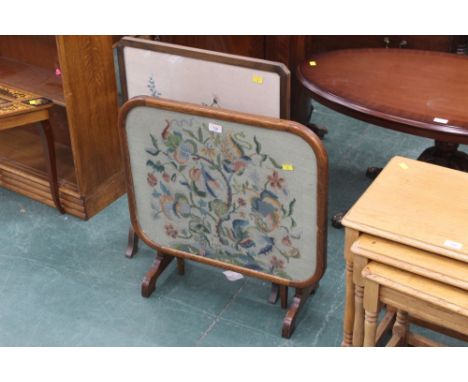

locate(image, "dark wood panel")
(307, 35), (456, 54)
(158, 35), (266, 58)
(265, 36), (308, 68)
(0, 36), (58, 70)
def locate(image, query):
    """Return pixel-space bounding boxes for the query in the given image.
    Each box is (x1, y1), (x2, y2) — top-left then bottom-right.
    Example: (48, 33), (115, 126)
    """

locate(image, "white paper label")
(443, 240), (463, 250)
(208, 122), (223, 134)
(433, 117), (448, 124)
(223, 271), (244, 282)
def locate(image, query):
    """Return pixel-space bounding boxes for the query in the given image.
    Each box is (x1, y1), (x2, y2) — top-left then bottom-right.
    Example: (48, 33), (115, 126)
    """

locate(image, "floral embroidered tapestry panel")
(126, 107), (318, 282)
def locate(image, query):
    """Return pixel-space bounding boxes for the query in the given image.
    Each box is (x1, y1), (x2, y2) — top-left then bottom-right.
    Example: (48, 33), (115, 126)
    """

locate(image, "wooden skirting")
(0, 160), (86, 219)
(0, 160), (126, 220)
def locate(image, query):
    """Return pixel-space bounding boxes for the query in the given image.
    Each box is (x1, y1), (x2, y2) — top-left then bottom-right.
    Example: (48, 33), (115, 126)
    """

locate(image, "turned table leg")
(363, 278), (380, 347)
(352, 254), (369, 347)
(342, 228), (359, 346)
(387, 310), (409, 347)
(364, 310), (378, 347)
(38, 119), (64, 214)
(353, 285), (365, 346)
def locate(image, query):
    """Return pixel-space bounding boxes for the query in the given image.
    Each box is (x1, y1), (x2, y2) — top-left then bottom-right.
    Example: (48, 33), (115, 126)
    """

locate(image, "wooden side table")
(351, 235), (468, 346)
(341, 156), (468, 346)
(0, 84), (64, 213)
(362, 262), (468, 346)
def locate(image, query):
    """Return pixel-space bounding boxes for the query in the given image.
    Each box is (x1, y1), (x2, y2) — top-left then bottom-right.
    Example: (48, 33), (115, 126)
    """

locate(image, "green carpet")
(0, 103), (466, 346)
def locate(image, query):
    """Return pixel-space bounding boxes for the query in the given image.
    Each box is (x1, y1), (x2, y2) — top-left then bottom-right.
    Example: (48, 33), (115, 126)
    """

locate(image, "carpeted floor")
(0, 102), (466, 346)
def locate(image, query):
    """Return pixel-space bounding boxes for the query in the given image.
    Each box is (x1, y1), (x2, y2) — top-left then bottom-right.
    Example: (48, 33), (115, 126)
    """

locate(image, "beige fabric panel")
(123, 46), (282, 118)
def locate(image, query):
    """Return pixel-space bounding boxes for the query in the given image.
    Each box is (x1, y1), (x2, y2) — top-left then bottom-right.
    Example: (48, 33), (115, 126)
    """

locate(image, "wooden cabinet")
(0, 36), (125, 219)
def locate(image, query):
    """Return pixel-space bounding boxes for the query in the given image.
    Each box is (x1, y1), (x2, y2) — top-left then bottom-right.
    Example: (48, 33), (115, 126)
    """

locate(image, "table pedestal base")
(418, 141), (468, 172)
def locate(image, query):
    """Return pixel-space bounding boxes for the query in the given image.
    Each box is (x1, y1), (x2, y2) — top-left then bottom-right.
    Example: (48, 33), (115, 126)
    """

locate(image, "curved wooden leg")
(282, 283), (315, 338)
(126, 225), (140, 258)
(141, 253), (174, 298)
(269, 283), (280, 304)
(38, 119), (64, 214)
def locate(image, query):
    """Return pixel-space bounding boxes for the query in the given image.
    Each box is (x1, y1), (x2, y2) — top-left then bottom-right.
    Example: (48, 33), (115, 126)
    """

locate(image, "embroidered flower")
(174, 140), (196, 164)
(201, 146), (216, 159)
(237, 197), (246, 207)
(232, 159), (248, 173)
(288, 248), (300, 258)
(164, 224), (178, 238)
(189, 167), (202, 182)
(270, 256), (285, 269)
(282, 235), (292, 247)
(251, 190), (282, 233)
(147, 173), (158, 187)
(162, 172), (170, 183)
(267, 171), (284, 190)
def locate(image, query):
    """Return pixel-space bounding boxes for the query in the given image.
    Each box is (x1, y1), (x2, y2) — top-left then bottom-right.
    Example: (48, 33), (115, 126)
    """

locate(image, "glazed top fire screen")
(120, 97), (327, 287)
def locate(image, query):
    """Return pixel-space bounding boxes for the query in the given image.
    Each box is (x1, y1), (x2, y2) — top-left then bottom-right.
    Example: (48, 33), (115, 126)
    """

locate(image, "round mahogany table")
(297, 49), (468, 172)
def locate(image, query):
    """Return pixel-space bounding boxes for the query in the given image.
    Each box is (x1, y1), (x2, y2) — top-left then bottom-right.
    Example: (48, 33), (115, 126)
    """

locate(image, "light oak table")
(352, 234), (468, 346)
(362, 262), (468, 347)
(340, 155), (468, 346)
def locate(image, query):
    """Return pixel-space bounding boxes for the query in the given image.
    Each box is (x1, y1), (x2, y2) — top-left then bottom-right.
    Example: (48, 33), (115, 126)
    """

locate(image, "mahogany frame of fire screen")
(119, 96), (328, 338)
